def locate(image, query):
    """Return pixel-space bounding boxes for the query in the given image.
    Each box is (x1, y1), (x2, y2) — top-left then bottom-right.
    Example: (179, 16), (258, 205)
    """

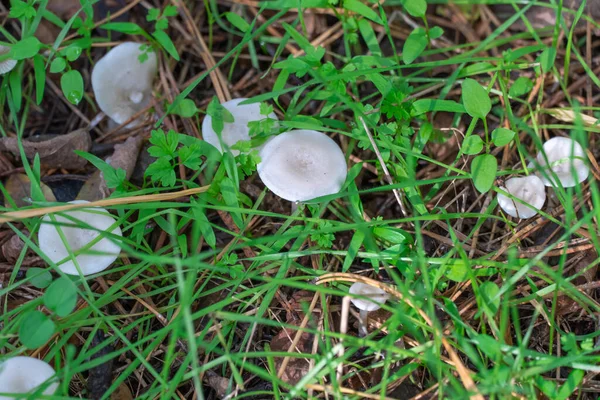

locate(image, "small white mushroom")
(38, 200), (122, 276)
(0, 46), (17, 75)
(202, 98), (278, 154)
(497, 175), (546, 219)
(91, 42), (157, 126)
(257, 130), (347, 203)
(535, 137), (589, 188)
(0, 356), (58, 399)
(349, 282), (389, 337)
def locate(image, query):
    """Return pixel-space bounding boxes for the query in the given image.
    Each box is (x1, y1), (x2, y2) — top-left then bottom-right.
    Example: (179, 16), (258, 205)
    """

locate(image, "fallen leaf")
(205, 370), (232, 398)
(0, 129), (91, 170)
(2, 233), (31, 263)
(270, 321), (313, 386)
(77, 135), (143, 201)
(110, 383), (133, 400)
(4, 173), (56, 208)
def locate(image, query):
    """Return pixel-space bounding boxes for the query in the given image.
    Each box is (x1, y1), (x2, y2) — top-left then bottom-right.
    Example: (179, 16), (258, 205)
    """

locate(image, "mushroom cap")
(536, 137), (589, 188)
(0, 46), (17, 75)
(38, 200), (122, 276)
(497, 175), (546, 219)
(349, 282), (389, 312)
(91, 42), (157, 125)
(0, 356), (58, 399)
(201, 98), (278, 154)
(257, 130), (347, 202)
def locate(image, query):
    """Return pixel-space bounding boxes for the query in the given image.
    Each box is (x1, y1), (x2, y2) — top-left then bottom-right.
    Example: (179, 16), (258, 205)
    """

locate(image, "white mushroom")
(349, 282), (389, 337)
(257, 130), (347, 203)
(0, 46), (17, 75)
(38, 200), (122, 276)
(497, 175), (546, 219)
(202, 98), (278, 154)
(0, 356), (58, 399)
(91, 42), (157, 126)
(535, 137), (589, 188)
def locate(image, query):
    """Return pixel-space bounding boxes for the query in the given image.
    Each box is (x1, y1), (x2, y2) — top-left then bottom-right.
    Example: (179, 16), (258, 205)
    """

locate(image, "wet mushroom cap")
(257, 130), (347, 202)
(38, 200), (122, 276)
(91, 42), (157, 125)
(0, 46), (17, 75)
(497, 175), (546, 219)
(349, 282), (389, 312)
(202, 98), (278, 154)
(0, 356), (58, 399)
(536, 137), (589, 188)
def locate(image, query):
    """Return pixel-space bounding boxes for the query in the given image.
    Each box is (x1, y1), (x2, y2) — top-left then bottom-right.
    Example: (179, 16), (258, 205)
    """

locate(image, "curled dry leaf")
(110, 383), (133, 400)
(78, 135), (143, 201)
(4, 173), (56, 208)
(0, 129), (92, 170)
(2, 233), (29, 264)
(205, 370), (232, 399)
(270, 321), (313, 386)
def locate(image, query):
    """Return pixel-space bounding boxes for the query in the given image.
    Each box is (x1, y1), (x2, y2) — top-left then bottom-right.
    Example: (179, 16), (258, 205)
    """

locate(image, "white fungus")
(38, 200), (122, 276)
(257, 129), (347, 202)
(535, 137), (589, 188)
(0, 356), (58, 399)
(349, 282), (389, 337)
(497, 175), (546, 219)
(0, 46), (16, 75)
(91, 42), (157, 126)
(202, 98), (278, 154)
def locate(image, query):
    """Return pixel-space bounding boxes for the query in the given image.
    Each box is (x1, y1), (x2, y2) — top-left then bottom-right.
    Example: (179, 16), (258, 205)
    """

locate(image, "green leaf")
(446, 262), (468, 282)
(65, 45), (82, 62)
(556, 370), (584, 400)
(148, 129), (180, 158)
(10, 36), (41, 60)
(74, 151), (126, 189)
(492, 128), (515, 147)
(412, 99), (465, 115)
(100, 22), (146, 35)
(480, 281), (500, 317)
(225, 12), (250, 32)
(462, 135), (484, 155)
(153, 30), (179, 61)
(191, 201), (216, 248)
(26, 268), (53, 289)
(401, 0), (426, 17)
(429, 26), (444, 39)
(164, 5), (179, 17)
(44, 277), (78, 317)
(343, 0), (382, 23)
(60, 70), (84, 105)
(50, 57), (67, 73)
(357, 18), (381, 56)
(147, 8), (160, 21)
(170, 98), (198, 118)
(19, 311), (56, 349)
(509, 76), (533, 98)
(146, 157), (176, 187)
(539, 47), (556, 74)
(343, 230), (365, 272)
(207, 97), (234, 135)
(9, 0), (36, 19)
(402, 28), (427, 65)
(33, 55), (45, 104)
(9, 67), (22, 112)
(179, 144), (203, 170)
(462, 78), (491, 119)
(471, 154), (497, 193)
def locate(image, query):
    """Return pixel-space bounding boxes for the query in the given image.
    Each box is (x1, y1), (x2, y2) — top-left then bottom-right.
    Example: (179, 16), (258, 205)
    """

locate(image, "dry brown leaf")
(4, 173), (56, 208)
(205, 371), (232, 398)
(2, 233), (29, 263)
(270, 322), (313, 386)
(0, 129), (91, 170)
(77, 135), (143, 201)
(110, 383), (133, 400)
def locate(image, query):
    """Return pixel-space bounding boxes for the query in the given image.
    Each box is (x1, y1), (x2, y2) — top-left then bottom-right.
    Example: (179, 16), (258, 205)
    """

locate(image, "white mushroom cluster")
(202, 98), (278, 154)
(257, 129), (347, 202)
(91, 42), (157, 126)
(0, 356), (58, 399)
(497, 136), (590, 219)
(38, 200), (122, 276)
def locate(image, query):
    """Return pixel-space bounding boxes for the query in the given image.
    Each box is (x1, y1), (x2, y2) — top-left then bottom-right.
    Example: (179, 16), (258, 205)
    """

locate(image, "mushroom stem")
(129, 91), (144, 104)
(358, 309), (369, 337)
(291, 201), (299, 214)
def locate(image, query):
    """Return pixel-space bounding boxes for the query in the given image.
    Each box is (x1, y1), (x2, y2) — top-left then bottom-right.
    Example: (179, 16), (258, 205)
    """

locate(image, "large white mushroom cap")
(91, 42), (157, 125)
(38, 200), (122, 276)
(0, 356), (58, 399)
(0, 46), (17, 75)
(536, 137), (589, 188)
(349, 282), (389, 312)
(202, 98), (278, 154)
(257, 130), (347, 202)
(497, 175), (546, 219)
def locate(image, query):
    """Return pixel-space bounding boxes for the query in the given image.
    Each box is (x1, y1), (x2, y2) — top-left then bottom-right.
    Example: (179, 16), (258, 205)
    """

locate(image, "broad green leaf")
(343, 0), (382, 23)
(26, 268), (52, 289)
(471, 154), (497, 193)
(509, 77), (533, 98)
(492, 128), (515, 147)
(60, 70), (84, 105)
(65, 45), (82, 62)
(556, 369), (584, 400)
(170, 98), (198, 118)
(44, 277), (78, 317)
(19, 311), (56, 349)
(462, 135), (483, 155)
(100, 22), (146, 35)
(343, 230), (364, 272)
(402, 28), (427, 65)
(50, 56), (66, 73)
(153, 29), (179, 61)
(74, 151), (126, 189)
(225, 12), (250, 32)
(480, 281), (500, 317)
(539, 47), (556, 73)
(429, 26), (444, 39)
(401, 0), (426, 17)
(462, 78), (491, 119)
(358, 18), (381, 56)
(412, 99), (465, 115)
(10, 36), (41, 60)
